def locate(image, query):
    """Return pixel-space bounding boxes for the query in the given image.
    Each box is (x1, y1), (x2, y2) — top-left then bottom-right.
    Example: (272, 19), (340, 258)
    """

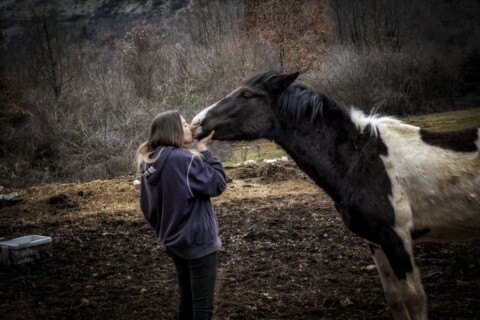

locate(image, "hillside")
(0, 0), (188, 45)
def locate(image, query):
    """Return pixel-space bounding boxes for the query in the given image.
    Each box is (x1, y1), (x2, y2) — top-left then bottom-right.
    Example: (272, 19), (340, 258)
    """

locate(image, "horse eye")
(241, 91), (254, 99)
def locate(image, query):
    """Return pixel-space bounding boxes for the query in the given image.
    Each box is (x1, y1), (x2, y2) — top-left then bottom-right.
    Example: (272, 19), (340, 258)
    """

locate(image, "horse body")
(377, 121), (480, 242)
(192, 71), (480, 320)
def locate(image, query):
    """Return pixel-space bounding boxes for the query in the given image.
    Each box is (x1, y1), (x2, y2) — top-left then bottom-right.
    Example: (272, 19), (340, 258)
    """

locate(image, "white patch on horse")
(346, 105), (478, 320)
(349, 108), (399, 137)
(373, 247), (427, 318)
(191, 103), (217, 136)
(376, 120), (480, 241)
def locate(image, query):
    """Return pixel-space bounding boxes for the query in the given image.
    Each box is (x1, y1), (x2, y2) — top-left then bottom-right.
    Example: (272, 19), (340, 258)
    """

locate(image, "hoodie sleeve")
(187, 150), (227, 198)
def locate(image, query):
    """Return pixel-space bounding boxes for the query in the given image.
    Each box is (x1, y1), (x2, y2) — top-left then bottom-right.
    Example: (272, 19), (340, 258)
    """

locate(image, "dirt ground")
(0, 161), (479, 320)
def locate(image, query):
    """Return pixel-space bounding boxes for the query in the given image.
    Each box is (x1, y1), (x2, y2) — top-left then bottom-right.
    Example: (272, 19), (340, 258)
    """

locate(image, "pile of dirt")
(0, 162), (479, 319)
(46, 194), (79, 209)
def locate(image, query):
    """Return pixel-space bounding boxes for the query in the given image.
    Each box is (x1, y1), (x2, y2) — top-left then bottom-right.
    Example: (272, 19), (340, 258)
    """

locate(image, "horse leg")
(393, 229), (427, 320)
(401, 267), (427, 320)
(371, 245), (410, 320)
(373, 228), (428, 320)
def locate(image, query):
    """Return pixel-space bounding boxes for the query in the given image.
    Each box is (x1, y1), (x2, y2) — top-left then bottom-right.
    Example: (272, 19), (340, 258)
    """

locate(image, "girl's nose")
(190, 124), (198, 135)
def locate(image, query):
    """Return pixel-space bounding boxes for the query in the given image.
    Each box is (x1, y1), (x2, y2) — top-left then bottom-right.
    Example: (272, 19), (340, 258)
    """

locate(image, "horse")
(192, 71), (480, 320)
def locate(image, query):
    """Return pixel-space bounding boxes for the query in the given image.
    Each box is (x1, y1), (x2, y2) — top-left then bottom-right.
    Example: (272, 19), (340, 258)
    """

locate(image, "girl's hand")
(197, 130), (215, 152)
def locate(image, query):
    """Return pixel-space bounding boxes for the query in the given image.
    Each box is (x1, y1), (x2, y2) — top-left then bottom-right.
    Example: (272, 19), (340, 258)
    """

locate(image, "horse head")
(192, 71), (299, 141)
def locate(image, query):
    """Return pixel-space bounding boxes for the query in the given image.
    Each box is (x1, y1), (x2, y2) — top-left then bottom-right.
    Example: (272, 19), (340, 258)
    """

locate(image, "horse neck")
(271, 107), (364, 203)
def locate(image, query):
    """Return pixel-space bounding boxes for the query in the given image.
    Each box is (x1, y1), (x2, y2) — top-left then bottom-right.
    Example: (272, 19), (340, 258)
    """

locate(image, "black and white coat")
(192, 71), (480, 320)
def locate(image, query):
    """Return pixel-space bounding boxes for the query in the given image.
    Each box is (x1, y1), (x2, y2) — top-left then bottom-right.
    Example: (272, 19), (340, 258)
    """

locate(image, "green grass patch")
(403, 107), (480, 131)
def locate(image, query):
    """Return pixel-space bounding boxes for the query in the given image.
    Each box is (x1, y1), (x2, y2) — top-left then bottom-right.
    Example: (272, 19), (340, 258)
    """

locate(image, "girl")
(136, 110), (226, 320)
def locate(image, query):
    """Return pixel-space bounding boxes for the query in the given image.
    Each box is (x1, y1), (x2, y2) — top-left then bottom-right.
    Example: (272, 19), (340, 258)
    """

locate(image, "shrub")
(306, 45), (461, 116)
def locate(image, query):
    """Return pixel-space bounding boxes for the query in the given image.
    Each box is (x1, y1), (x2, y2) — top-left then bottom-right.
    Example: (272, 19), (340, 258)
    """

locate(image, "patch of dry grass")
(403, 107), (480, 131)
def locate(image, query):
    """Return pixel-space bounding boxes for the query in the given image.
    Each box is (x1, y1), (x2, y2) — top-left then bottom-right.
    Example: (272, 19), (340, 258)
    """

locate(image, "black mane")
(244, 71), (341, 122)
(277, 83), (329, 122)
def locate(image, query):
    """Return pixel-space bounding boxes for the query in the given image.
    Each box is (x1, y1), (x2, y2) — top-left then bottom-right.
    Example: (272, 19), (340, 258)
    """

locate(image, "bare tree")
(122, 27), (158, 99)
(181, 0), (240, 48)
(27, 3), (75, 98)
(240, 0), (331, 72)
(330, 0), (409, 51)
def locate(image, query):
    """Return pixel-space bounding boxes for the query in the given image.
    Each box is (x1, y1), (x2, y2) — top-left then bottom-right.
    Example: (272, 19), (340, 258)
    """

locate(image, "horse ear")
(268, 72), (299, 92)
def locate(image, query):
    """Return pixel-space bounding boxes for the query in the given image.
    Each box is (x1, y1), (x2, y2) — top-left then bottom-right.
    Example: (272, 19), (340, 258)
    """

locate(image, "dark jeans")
(167, 248), (218, 320)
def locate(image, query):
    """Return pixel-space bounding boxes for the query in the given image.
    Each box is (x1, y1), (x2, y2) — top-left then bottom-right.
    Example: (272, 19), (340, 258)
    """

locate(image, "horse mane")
(243, 71), (338, 122)
(276, 83), (332, 122)
(349, 109), (399, 137)
(244, 71), (398, 136)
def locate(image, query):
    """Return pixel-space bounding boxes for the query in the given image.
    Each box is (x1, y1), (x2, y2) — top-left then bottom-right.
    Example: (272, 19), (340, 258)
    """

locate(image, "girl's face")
(181, 116), (194, 145)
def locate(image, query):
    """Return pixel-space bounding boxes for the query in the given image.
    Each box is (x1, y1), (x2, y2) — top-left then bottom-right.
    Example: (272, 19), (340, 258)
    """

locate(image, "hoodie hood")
(140, 146), (175, 185)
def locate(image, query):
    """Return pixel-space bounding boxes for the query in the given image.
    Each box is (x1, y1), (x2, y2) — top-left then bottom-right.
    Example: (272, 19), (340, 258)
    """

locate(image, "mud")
(0, 163), (479, 319)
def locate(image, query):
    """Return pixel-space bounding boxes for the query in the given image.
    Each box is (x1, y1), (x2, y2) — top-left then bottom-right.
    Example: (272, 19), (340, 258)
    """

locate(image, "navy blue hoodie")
(140, 146), (226, 260)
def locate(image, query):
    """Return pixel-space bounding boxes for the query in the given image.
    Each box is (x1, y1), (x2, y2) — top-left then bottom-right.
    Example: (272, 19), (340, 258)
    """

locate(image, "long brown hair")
(136, 111), (184, 169)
